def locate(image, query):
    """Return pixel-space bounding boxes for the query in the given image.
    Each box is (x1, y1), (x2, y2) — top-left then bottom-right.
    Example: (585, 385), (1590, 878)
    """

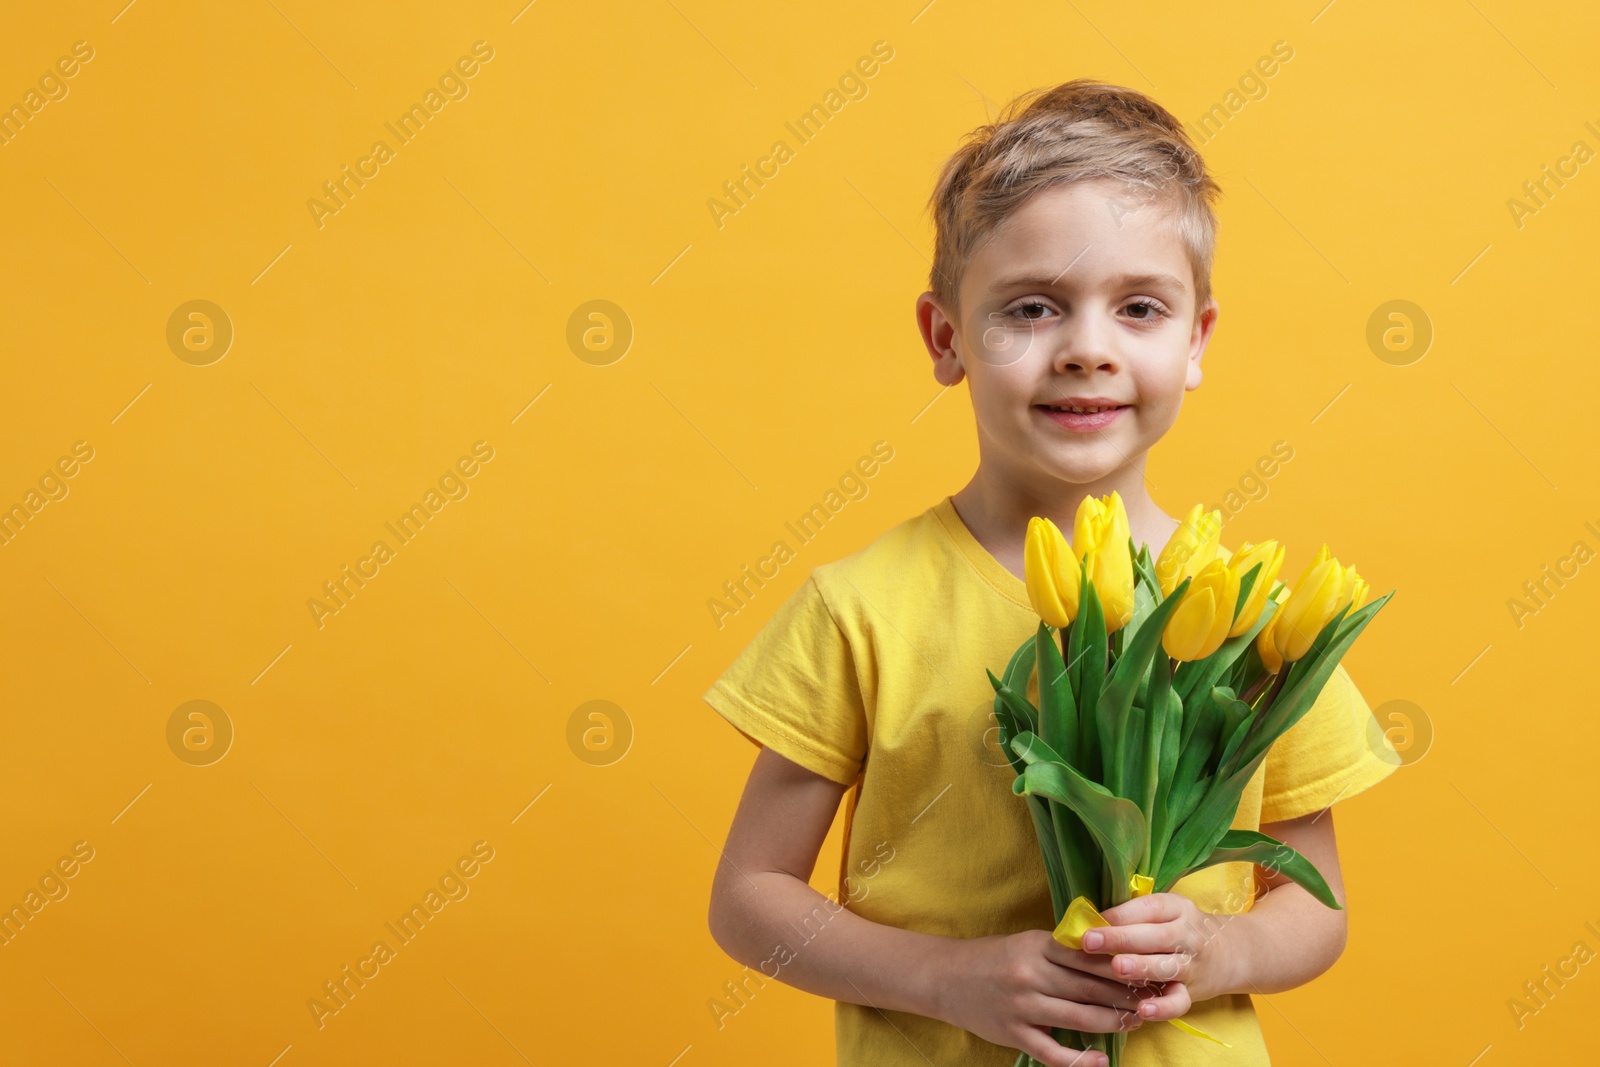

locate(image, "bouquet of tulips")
(986, 492), (1392, 1067)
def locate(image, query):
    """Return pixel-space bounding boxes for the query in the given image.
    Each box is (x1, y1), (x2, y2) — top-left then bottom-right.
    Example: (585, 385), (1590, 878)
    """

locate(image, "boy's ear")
(1186, 297), (1219, 392)
(916, 291), (966, 386)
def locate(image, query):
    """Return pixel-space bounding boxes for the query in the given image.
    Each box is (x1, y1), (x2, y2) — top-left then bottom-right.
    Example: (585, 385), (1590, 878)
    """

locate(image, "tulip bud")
(1155, 503), (1222, 597)
(1338, 565), (1369, 616)
(1256, 609), (1284, 673)
(1024, 516), (1080, 628)
(1161, 558), (1240, 662)
(1074, 491), (1135, 633)
(1272, 546), (1350, 663)
(1225, 540), (1285, 638)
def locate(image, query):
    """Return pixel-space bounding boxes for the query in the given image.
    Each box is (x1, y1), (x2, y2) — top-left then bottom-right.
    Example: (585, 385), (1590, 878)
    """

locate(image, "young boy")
(702, 80), (1398, 1067)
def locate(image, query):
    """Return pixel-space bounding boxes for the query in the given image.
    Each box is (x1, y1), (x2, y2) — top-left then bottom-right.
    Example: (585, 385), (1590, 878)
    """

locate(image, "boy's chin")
(1027, 446), (1137, 483)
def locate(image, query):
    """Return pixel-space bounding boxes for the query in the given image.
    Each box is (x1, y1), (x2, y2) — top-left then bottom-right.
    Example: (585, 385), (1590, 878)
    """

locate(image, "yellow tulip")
(1161, 557), (1240, 661)
(1225, 540), (1285, 638)
(1271, 545), (1360, 664)
(1155, 503), (1222, 597)
(1339, 565), (1369, 616)
(1256, 610), (1284, 673)
(1024, 516), (1080, 627)
(1074, 491), (1135, 633)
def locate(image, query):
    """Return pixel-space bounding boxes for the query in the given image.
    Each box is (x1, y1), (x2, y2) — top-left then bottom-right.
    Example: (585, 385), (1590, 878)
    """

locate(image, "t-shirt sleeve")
(1259, 661), (1400, 823)
(700, 571), (869, 786)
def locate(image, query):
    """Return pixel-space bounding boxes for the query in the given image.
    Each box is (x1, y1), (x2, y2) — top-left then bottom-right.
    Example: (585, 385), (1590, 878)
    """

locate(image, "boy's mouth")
(1034, 400), (1130, 432)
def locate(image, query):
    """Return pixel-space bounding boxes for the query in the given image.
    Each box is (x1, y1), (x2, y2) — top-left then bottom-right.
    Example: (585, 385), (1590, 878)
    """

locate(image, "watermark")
(706, 41), (895, 230)
(566, 300), (633, 366)
(167, 700), (234, 766)
(1366, 299), (1432, 366)
(1208, 439), (1294, 522)
(1506, 519), (1600, 630)
(307, 841), (495, 1030)
(566, 699), (633, 767)
(307, 41), (495, 230)
(1191, 40), (1294, 145)
(969, 698), (1013, 769)
(167, 299), (233, 365)
(963, 287), (1045, 369)
(1363, 698), (1431, 767)
(707, 840), (896, 1029)
(707, 440), (894, 629)
(306, 441), (495, 629)
(1506, 121), (1600, 231)
(1507, 918), (1600, 1029)
(0, 841), (95, 948)
(0, 40), (95, 148)
(0, 440), (95, 548)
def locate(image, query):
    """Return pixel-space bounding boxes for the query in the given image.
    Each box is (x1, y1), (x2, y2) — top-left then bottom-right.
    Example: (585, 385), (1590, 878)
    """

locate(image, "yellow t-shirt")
(702, 494), (1399, 1065)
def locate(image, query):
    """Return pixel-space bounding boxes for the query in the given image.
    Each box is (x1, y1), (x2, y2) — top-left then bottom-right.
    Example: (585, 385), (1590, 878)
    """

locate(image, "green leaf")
(1002, 629), (1038, 691)
(1146, 687), (1183, 876)
(1035, 623), (1078, 764)
(1115, 701), (1146, 804)
(1231, 561), (1265, 627)
(1023, 794), (1070, 920)
(1182, 829), (1343, 910)
(1129, 536), (1159, 632)
(1004, 713), (1099, 905)
(992, 679), (1042, 762)
(1156, 750), (1263, 890)
(1011, 731), (1148, 880)
(989, 691), (1028, 777)
(1050, 797), (1100, 914)
(1229, 590), (1394, 776)
(1095, 574), (1191, 800)
(1213, 690), (1256, 779)
(1131, 539), (1161, 598)
(1168, 771), (1211, 832)
(1070, 565), (1108, 781)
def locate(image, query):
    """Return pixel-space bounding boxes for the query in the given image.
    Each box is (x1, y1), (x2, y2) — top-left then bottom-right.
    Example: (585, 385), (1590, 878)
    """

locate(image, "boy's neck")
(950, 467), (1181, 584)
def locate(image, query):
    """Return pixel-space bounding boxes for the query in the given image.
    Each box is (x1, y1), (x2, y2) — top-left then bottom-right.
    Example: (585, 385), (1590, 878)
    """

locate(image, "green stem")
(1140, 656), (1173, 871)
(1226, 667), (1291, 779)
(1239, 666), (1275, 706)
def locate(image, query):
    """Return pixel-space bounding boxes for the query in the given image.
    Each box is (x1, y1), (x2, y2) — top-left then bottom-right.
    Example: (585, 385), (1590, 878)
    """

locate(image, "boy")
(702, 80), (1398, 1066)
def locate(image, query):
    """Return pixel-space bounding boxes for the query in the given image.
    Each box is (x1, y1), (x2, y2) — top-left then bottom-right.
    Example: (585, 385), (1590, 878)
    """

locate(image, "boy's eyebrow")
(988, 270), (1189, 294)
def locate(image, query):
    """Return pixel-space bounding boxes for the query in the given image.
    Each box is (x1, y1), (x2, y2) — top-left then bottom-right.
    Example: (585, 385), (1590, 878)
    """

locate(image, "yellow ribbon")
(1051, 875), (1232, 1048)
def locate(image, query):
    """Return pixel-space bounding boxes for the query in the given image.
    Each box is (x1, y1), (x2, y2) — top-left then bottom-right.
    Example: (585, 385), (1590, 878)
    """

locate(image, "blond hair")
(926, 79), (1220, 318)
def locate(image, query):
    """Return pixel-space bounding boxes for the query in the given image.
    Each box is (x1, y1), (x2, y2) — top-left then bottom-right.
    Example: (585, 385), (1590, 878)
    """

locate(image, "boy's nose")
(1052, 316), (1121, 375)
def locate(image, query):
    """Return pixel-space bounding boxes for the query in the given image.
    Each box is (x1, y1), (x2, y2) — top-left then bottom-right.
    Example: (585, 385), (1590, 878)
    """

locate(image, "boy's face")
(917, 179), (1218, 491)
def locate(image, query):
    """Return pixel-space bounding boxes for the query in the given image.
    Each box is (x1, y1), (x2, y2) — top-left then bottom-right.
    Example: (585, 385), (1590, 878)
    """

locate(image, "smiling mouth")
(1035, 403), (1130, 414)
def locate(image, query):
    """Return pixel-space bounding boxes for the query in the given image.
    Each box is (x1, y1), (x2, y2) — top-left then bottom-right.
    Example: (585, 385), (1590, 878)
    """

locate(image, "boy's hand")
(1079, 892), (1239, 1010)
(934, 929), (1175, 1067)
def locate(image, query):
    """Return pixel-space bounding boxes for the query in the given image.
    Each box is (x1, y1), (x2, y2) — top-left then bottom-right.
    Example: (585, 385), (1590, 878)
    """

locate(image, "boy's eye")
(1125, 300), (1168, 321)
(1009, 301), (1051, 321)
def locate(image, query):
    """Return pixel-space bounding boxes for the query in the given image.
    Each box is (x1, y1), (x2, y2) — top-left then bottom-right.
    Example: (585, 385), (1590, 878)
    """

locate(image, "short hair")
(926, 79), (1221, 320)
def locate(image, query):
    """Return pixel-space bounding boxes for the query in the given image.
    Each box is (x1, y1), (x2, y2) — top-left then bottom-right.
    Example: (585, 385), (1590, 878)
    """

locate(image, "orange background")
(1, 1), (1595, 1063)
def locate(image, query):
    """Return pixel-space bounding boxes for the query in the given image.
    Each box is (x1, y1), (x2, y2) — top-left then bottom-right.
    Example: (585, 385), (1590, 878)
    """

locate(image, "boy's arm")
(708, 747), (1162, 1067)
(1082, 808), (1350, 1005)
(1215, 807), (1350, 995)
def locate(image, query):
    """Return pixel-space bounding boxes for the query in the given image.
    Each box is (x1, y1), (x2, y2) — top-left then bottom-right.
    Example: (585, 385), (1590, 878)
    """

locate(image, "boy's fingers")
(1041, 939), (1121, 980)
(1028, 994), (1144, 1035)
(1083, 921), (1186, 955)
(1036, 965), (1145, 1012)
(1112, 951), (1188, 984)
(1131, 979), (1193, 1022)
(1018, 1030), (1108, 1067)
(1100, 893), (1183, 925)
